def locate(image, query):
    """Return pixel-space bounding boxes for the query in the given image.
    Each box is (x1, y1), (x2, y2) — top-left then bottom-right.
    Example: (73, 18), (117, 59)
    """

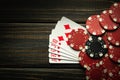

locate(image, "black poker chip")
(85, 36), (108, 59)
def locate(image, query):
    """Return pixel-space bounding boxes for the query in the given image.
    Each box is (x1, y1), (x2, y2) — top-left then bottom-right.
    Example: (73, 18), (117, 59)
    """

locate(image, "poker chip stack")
(49, 2), (120, 80)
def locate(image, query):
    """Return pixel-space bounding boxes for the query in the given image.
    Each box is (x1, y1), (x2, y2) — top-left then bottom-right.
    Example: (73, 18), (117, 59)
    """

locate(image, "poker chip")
(107, 27), (120, 46)
(107, 71), (120, 80)
(99, 54), (120, 78)
(107, 66), (120, 80)
(85, 64), (107, 80)
(86, 15), (105, 36)
(99, 10), (119, 30)
(68, 28), (89, 51)
(79, 51), (101, 69)
(102, 34), (110, 47)
(109, 2), (120, 23)
(85, 36), (108, 59)
(108, 45), (120, 63)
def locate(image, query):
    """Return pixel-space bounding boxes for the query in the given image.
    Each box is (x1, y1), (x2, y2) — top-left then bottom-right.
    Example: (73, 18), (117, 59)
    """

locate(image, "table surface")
(0, 0), (118, 80)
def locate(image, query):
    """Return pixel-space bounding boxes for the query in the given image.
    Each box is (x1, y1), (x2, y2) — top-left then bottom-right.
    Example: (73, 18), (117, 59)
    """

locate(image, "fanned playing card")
(48, 17), (86, 64)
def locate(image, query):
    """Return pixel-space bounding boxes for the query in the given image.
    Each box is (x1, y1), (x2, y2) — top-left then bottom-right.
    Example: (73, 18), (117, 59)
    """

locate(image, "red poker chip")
(100, 54), (117, 71)
(107, 72), (120, 80)
(107, 27), (120, 46)
(99, 54), (119, 78)
(102, 34), (110, 48)
(85, 64), (107, 80)
(107, 67), (120, 80)
(99, 10), (119, 30)
(79, 51), (101, 69)
(108, 45), (120, 63)
(68, 28), (89, 51)
(86, 15), (105, 36)
(109, 2), (120, 23)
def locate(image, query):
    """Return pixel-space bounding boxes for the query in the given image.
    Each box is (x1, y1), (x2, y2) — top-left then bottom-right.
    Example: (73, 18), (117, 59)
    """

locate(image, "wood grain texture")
(0, 68), (86, 80)
(0, 0), (116, 23)
(0, 0), (119, 79)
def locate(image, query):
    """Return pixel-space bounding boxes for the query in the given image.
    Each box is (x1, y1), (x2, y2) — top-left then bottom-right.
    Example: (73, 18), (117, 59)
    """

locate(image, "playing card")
(48, 48), (79, 61)
(48, 48), (77, 60)
(49, 52), (78, 61)
(49, 58), (79, 64)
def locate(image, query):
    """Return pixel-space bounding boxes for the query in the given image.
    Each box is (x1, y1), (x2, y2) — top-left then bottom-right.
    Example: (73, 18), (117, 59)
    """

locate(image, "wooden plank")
(0, 68), (86, 80)
(0, 0), (115, 23)
(0, 23), (50, 67)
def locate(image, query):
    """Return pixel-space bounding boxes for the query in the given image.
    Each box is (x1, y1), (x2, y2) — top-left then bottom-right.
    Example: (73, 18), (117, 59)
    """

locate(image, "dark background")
(0, 0), (119, 80)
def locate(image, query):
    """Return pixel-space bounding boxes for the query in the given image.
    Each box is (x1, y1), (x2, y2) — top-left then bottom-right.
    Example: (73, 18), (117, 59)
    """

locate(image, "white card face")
(60, 16), (86, 30)
(49, 53), (78, 61)
(49, 58), (79, 64)
(48, 48), (79, 61)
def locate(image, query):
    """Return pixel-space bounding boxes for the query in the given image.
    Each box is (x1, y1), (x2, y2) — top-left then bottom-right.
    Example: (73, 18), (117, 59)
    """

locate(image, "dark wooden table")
(0, 0), (119, 80)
